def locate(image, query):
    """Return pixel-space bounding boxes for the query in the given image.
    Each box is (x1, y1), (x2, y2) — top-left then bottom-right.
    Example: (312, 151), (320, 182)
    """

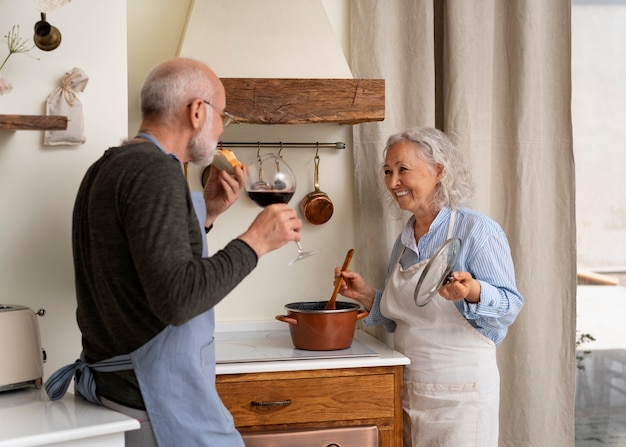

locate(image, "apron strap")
(45, 352), (133, 404)
(447, 208), (457, 239)
(397, 208), (458, 266)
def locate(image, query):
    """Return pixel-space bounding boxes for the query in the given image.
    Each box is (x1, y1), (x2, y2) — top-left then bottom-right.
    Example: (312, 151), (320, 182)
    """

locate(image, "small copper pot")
(275, 301), (368, 350)
(300, 154), (333, 225)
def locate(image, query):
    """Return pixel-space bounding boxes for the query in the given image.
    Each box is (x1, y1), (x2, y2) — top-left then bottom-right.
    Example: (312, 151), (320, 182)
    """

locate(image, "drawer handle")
(250, 399), (292, 408)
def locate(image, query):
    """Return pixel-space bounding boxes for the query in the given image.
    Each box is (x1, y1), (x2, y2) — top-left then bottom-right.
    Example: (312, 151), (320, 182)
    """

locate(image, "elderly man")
(46, 57), (302, 446)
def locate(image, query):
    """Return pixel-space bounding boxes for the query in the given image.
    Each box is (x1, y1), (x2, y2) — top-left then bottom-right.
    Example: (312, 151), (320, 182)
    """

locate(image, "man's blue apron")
(45, 142), (244, 446)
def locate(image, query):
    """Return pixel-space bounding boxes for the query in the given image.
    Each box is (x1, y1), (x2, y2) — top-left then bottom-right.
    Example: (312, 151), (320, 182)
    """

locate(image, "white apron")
(381, 211), (499, 447)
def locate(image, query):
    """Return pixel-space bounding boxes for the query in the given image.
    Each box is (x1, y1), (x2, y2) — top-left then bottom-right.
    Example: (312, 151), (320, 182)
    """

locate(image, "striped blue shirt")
(364, 207), (523, 347)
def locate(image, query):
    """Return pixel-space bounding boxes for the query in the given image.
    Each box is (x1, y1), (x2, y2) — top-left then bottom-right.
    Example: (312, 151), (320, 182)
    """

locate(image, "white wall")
(572, 2), (626, 271)
(0, 1), (128, 376)
(1, 0), (356, 379)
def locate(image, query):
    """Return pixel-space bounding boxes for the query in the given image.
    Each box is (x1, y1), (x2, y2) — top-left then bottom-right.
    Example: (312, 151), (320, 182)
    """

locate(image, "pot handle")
(275, 315), (298, 325)
(356, 310), (369, 320)
(313, 153), (321, 192)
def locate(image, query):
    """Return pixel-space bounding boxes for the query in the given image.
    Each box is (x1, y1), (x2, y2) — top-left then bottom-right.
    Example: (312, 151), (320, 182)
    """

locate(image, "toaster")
(0, 304), (46, 393)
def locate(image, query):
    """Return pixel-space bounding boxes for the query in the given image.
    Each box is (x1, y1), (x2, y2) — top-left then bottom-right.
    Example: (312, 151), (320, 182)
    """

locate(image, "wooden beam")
(221, 78), (385, 125)
(0, 114), (68, 131)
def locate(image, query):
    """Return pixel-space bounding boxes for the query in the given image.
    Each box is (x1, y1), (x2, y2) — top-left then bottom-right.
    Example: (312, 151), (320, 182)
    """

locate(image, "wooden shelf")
(221, 78), (385, 125)
(0, 114), (68, 131)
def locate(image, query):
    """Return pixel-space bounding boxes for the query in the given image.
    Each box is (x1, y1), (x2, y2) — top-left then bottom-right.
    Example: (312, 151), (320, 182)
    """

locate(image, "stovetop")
(214, 329), (379, 364)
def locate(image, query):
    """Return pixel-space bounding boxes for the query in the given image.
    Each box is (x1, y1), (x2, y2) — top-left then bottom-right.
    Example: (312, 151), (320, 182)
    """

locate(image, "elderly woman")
(335, 127), (523, 447)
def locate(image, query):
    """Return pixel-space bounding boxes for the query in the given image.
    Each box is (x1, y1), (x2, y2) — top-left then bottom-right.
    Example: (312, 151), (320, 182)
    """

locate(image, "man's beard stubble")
(189, 121), (218, 167)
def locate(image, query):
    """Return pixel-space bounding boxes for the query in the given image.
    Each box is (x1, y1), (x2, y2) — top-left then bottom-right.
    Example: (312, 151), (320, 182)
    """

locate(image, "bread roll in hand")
(212, 149), (242, 174)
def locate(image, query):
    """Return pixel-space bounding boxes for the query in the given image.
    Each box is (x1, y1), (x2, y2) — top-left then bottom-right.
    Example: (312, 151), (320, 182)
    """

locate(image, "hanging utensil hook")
(314, 143), (321, 178)
(256, 142), (265, 182)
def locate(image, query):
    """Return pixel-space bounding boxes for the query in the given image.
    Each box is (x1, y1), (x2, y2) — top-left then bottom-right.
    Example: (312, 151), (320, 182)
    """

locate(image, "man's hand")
(238, 204), (301, 257)
(204, 165), (244, 227)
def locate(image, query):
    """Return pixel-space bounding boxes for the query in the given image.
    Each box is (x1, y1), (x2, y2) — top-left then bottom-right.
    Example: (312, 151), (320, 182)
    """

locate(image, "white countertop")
(0, 389), (139, 447)
(0, 322), (406, 445)
(214, 321), (410, 375)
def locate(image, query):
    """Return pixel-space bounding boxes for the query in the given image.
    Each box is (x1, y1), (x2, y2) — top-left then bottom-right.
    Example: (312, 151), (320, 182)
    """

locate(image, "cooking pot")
(0, 304), (46, 392)
(275, 301), (368, 351)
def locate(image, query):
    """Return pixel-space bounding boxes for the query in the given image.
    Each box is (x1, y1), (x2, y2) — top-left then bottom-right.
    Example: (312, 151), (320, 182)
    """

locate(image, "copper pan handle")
(275, 315), (298, 325)
(356, 309), (369, 320)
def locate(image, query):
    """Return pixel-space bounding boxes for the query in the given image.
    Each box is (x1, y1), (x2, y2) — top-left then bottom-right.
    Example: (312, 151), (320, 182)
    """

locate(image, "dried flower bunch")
(1, 24), (38, 72)
(0, 25), (39, 94)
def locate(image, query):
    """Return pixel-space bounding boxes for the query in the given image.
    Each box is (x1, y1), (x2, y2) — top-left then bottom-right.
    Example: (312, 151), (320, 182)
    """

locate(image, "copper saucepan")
(276, 301), (368, 350)
(300, 153), (333, 225)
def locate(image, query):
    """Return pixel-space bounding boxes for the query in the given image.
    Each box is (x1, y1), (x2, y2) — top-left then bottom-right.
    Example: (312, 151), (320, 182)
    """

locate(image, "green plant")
(0, 24), (38, 72)
(576, 331), (596, 370)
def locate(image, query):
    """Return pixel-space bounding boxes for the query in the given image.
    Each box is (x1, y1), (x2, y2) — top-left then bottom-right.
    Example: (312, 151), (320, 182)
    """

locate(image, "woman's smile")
(395, 189), (410, 198)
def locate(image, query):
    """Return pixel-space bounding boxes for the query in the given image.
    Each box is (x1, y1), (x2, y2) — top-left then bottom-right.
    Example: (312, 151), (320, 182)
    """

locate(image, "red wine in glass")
(245, 154), (317, 264)
(247, 190), (295, 207)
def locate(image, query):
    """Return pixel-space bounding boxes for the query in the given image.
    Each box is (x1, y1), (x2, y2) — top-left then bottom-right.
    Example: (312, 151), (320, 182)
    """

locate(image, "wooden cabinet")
(217, 365), (403, 447)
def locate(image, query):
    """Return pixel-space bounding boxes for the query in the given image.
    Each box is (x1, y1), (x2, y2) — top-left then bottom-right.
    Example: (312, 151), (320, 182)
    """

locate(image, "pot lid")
(414, 238), (461, 307)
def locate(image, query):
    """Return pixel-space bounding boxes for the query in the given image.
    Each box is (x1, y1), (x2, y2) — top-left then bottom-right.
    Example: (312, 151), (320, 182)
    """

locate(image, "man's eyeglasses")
(188, 99), (235, 127)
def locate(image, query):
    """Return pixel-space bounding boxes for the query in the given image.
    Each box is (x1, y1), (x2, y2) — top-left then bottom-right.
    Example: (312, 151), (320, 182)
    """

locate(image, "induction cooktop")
(214, 329), (378, 364)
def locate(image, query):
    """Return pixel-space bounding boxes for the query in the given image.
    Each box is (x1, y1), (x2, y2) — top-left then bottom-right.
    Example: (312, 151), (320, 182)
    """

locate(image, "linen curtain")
(350, 1), (576, 445)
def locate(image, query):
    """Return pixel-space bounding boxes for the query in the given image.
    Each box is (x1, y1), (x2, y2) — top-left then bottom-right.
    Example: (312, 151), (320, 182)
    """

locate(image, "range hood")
(177, 0), (384, 125)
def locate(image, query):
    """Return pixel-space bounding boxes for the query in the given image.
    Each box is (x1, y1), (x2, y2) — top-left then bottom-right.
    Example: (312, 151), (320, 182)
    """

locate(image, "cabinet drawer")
(217, 372), (395, 427)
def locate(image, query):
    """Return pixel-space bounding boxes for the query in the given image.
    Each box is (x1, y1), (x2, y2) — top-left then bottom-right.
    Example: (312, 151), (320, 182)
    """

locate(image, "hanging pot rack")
(218, 141), (346, 150)
(191, 141), (346, 184)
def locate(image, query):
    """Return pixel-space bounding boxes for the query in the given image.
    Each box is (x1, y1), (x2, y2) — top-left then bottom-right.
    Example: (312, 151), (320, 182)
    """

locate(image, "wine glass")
(245, 153), (318, 264)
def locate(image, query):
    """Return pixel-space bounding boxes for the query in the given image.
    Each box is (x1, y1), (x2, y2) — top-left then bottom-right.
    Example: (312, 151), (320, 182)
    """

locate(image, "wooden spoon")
(325, 248), (355, 310)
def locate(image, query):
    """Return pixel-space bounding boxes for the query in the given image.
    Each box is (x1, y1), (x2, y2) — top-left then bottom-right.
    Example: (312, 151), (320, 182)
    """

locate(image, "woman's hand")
(438, 271), (481, 303)
(334, 269), (376, 311)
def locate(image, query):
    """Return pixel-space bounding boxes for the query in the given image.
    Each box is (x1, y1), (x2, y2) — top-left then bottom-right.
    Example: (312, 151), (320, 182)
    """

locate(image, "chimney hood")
(177, 0), (384, 125)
